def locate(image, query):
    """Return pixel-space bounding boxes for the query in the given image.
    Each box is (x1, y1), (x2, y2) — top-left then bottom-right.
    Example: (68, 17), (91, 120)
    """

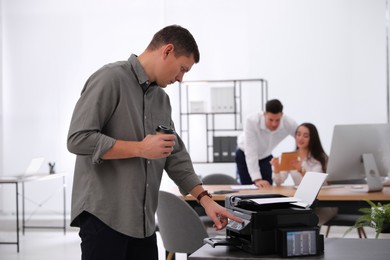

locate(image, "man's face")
(264, 112), (283, 131)
(157, 47), (195, 88)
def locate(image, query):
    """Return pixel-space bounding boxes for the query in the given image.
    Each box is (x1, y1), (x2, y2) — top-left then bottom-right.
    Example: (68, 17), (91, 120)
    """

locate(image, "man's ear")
(162, 44), (174, 59)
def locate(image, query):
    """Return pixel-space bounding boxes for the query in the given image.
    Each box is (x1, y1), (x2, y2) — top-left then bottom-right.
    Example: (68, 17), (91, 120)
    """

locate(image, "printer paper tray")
(204, 236), (242, 248)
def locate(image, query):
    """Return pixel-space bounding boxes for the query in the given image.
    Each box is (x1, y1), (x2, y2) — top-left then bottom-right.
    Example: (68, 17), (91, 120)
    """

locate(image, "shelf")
(178, 79), (268, 163)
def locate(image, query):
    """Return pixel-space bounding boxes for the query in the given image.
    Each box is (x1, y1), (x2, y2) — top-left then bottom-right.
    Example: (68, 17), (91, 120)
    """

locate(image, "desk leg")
(62, 176), (66, 235)
(19, 175), (67, 234)
(22, 182), (25, 235)
(16, 183), (20, 253)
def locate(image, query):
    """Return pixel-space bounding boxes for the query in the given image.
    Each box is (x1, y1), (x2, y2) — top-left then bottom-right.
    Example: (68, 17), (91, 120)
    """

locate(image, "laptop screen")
(25, 157), (45, 175)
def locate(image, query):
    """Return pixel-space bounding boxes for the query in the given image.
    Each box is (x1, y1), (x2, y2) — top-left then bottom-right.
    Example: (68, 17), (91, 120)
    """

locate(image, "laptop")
(247, 172), (328, 208)
(25, 157), (45, 175)
(0, 157), (45, 181)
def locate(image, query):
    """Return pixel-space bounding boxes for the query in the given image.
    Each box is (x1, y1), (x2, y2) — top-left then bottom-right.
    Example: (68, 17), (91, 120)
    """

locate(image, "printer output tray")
(227, 193), (308, 211)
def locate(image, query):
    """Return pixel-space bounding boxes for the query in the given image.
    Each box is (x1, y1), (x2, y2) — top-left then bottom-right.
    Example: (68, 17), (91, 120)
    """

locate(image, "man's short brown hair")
(147, 25), (200, 63)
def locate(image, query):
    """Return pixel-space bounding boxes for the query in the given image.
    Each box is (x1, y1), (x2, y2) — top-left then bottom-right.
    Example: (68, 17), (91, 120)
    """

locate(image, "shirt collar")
(128, 54), (155, 92)
(260, 114), (267, 130)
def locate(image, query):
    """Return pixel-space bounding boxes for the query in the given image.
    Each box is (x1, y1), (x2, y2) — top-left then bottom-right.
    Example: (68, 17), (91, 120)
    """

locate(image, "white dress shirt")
(237, 112), (297, 182)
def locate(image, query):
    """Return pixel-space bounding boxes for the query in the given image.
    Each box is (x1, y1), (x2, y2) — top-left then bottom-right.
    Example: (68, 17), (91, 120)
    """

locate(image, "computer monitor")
(326, 124), (390, 184)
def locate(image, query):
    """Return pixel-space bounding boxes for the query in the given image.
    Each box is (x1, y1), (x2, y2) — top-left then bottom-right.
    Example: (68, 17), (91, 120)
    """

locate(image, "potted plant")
(344, 200), (390, 239)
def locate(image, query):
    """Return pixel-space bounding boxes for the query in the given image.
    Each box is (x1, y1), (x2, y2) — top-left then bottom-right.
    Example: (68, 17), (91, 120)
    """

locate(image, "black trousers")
(235, 148), (273, 185)
(78, 212), (158, 260)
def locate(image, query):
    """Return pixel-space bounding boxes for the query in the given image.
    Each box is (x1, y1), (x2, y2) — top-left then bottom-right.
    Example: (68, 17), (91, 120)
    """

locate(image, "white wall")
(0, 0), (4, 211)
(0, 0), (388, 214)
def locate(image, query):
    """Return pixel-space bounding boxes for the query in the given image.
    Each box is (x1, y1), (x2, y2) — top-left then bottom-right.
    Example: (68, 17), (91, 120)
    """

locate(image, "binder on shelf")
(213, 137), (222, 162)
(213, 136), (237, 162)
(221, 137), (231, 162)
(228, 136), (238, 161)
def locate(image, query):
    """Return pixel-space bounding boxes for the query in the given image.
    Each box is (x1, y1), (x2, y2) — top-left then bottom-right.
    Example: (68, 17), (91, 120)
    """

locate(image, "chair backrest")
(156, 190), (209, 254)
(202, 173), (239, 185)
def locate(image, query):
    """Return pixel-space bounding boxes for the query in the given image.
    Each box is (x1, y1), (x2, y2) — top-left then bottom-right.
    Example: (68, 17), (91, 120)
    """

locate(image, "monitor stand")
(362, 153), (383, 192)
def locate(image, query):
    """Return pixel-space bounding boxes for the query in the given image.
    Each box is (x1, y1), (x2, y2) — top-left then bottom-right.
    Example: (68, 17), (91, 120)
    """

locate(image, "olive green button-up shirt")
(67, 54), (201, 238)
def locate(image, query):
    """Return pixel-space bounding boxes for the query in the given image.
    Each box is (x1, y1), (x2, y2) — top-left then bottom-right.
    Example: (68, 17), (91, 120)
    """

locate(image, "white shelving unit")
(178, 79), (268, 163)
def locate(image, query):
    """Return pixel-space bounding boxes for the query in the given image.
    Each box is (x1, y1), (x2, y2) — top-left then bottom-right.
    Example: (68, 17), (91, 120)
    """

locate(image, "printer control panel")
(228, 219), (249, 232)
(226, 209), (251, 234)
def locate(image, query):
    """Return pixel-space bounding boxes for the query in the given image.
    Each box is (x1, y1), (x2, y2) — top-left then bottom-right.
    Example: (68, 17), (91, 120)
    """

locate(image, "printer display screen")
(286, 230), (317, 256)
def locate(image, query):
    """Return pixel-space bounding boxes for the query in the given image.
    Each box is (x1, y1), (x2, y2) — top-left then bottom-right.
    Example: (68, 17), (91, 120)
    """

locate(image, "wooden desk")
(0, 173), (67, 252)
(168, 184), (390, 211)
(189, 238), (390, 259)
(175, 185), (390, 202)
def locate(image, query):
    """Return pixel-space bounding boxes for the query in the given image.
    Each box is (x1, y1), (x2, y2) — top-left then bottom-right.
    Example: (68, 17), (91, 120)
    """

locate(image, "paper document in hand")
(279, 151), (299, 171)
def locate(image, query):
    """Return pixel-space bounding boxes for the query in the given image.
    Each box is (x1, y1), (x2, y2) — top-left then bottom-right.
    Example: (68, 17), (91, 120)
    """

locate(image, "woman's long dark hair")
(296, 123), (328, 172)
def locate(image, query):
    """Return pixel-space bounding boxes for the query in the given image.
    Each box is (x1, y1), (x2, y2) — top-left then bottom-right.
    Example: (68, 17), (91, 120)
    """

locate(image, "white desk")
(0, 172), (67, 252)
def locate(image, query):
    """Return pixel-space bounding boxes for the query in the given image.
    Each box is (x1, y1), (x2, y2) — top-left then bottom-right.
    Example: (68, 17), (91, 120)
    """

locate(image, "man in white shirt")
(235, 99), (298, 188)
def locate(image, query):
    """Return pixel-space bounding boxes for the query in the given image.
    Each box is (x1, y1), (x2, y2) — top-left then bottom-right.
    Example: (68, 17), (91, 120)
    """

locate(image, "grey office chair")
(324, 214), (367, 238)
(323, 180), (367, 239)
(156, 190), (210, 260)
(201, 173), (239, 185)
(198, 173), (239, 226)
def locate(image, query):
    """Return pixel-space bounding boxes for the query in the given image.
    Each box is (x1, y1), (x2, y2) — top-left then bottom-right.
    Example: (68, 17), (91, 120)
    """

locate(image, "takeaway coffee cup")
(155, 125), (175, 135)
(155, 125), (176, 152)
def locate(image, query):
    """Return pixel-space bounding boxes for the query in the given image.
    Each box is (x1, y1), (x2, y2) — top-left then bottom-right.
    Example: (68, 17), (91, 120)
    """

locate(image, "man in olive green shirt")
(67, 25), (241, 260)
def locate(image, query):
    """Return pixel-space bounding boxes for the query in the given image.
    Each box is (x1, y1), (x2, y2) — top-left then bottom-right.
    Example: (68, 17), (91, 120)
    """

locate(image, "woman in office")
(270, 122), (337, 225)
(271, 122), (328, 185)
